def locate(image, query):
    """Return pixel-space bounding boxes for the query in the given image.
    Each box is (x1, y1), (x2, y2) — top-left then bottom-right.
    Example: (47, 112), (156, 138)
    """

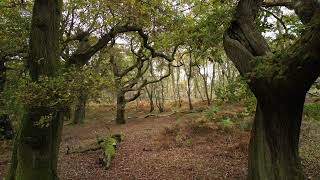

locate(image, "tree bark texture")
(223, 0), (320, 179)
(7, 0), (64, 179)
(73, 92), (87, 124)
(115, 90), (126, 124)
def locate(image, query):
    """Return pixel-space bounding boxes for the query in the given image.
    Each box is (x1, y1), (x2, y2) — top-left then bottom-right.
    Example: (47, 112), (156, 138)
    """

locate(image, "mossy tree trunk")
(7, 0), (63, 179)
(223, 0), (320, 179)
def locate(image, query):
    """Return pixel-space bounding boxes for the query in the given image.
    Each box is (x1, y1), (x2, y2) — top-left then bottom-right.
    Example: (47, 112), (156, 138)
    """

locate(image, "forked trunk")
(248, 93), (305, 180)
(223, 0), (320, 179)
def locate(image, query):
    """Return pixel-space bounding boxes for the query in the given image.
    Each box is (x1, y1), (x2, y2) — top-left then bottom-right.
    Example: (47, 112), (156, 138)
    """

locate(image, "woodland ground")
(0, 100), (320, 180)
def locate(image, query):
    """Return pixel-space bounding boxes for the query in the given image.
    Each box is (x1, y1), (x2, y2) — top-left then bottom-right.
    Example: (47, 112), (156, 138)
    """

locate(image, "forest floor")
(1, 101), (320, 180)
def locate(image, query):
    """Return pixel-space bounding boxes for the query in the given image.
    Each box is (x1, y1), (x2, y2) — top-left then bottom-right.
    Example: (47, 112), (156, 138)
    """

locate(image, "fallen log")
(66, 133), (124, 169)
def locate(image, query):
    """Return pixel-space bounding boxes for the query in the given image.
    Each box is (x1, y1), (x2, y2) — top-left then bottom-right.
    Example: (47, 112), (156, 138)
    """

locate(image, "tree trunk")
(198, 65), (211, 105)
(248, 94), (305, 180)
(171, 67), (177, 105)
(160, 81), (165, 112)
(223, 0), (320, 179)
(155, 82), (164, 113)
(7, 0), (63, 179)
(145, 86), (155, 112)
(12, 111), (64, 180)
(73, 92), (87, 124)
(176, 66), (182, 107)
(185, 56), (193, 110)
(187, 80), (193, 110)
(115, 91), (126, 124)
(210, 62), (215, 102)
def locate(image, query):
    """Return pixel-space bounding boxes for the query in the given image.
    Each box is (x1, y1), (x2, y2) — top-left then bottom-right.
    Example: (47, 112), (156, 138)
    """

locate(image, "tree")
(109, 39), (175, 124)
(7, 0), (64, 179)
(183, 52), (194, 110)
(223, 0), (320, 179)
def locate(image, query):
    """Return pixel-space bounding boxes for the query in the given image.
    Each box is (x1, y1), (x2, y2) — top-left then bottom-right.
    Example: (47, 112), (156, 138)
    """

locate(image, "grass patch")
(304, 103), (320, 121)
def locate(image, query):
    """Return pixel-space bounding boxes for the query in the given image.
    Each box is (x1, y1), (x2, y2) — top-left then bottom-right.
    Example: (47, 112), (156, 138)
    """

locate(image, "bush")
(215, 77), (251, 102)
(205, 106), (219, 121)
(217, 117), (234, 131)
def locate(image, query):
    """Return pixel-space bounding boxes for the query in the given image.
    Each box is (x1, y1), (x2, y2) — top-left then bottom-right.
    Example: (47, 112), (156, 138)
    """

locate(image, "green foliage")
(217, 117), (234, 131)
(215, 76), (252, 102)
(205, 106), (219, 120)
(20, 73), (76, 112)
(1, 63), (27, 125)
(33, 114), (53, 128)
(304, 103), (320, 121)
(17, 66), (106, 111)
(0, 2), (31, 55)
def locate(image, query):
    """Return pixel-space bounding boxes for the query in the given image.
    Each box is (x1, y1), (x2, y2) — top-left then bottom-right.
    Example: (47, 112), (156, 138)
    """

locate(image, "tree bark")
(209, 62), (215, 102)
(7, 0), (63, 179)
(248, 93), (305, 180)
(223, 0), (320, 179)
(115, 90), (126, 124)
(145, 85), (155, 113)
(185, 55), (193, 110)
(176, 66), (182, 107)
(197, 64), (211, 105)
(73, 92), (87, 124)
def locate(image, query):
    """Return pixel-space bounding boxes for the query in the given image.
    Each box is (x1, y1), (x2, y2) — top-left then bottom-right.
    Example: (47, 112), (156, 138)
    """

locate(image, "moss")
(98, 134), (124, 169)
(253, 54), (288, 83)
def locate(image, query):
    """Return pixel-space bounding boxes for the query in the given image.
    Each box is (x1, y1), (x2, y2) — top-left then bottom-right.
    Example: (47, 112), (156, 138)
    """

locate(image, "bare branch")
(261, 8), (288, 34)
(137, 30), (181, 62)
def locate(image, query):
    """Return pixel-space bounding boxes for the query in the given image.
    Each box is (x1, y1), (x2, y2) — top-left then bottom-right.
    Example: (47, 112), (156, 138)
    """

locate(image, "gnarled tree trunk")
(223, 0), (320, 179)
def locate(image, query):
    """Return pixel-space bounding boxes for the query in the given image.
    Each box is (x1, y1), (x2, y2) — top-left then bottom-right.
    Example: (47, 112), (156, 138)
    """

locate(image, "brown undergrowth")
(0, 100), (319, 179)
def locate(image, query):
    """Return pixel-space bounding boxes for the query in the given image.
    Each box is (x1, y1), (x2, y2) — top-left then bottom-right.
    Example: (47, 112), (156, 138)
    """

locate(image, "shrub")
(205, 106), (219, 121)
(217, 117), (234, 131)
